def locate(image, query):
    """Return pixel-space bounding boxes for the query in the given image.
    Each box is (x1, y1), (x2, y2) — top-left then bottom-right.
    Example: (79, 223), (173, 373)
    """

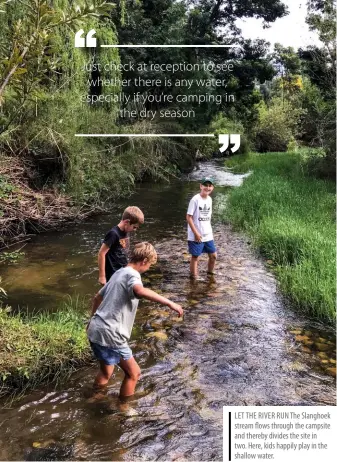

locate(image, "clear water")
(0, 161), (335, 461)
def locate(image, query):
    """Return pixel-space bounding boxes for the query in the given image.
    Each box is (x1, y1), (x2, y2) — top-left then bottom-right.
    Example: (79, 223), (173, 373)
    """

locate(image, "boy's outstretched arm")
(133, 285), (183, 317)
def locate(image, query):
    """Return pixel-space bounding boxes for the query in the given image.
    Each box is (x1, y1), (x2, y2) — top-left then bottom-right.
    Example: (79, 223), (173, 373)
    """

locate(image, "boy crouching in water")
(87, 242), (183, 402)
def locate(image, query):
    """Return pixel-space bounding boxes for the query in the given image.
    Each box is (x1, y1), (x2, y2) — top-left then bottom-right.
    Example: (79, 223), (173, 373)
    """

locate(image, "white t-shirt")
(187, 193), (213, 242)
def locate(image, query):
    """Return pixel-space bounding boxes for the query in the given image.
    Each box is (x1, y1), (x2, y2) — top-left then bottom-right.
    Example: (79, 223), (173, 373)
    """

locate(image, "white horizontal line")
(75, 134), (215, 137)
(101, 44), (240, 48)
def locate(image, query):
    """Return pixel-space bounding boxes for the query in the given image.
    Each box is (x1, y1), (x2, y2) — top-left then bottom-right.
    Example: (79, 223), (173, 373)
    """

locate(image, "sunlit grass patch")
(224, 152), (336, 324)
(0, 296), (91, 397)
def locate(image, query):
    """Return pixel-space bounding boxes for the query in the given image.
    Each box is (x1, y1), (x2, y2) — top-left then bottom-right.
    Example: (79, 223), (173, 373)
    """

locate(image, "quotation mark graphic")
(218, 134), (241, 153)
(75, 29), (97, 48)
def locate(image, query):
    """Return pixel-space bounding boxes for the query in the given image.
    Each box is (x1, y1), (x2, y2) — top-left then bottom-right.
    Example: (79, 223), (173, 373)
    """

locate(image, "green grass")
(0, 296), (92, 397)
(224, 151), (336, 324)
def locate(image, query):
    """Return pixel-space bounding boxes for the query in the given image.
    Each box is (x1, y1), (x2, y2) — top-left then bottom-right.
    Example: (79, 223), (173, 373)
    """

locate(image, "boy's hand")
(99, 276), (106, 285)
(168, 302), (183, 317)
(194, 232), (202, 243)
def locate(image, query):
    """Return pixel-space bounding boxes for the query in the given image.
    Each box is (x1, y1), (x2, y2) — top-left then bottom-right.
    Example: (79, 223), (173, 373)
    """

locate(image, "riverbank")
(0, 139), (196, 249)
(224, 151), (336, 324)
(0, 298), (91, 398)
(0, 156), (95, 250)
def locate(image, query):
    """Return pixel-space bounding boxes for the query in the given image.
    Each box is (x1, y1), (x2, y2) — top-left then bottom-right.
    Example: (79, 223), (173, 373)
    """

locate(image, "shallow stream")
(0, 161), (335, 461)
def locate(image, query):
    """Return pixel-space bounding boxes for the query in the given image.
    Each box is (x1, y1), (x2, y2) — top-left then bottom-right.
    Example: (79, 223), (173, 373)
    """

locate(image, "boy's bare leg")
(190, 255), (199, 277)
(94, 361), (114, 388)
(118, 357), (141, 399)
(207, 252), (217, 274)
(86, 362), (114, 401)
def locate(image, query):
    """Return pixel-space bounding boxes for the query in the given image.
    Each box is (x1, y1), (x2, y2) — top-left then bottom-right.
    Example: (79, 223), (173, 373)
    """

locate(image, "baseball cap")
(201, 177), (215, 185)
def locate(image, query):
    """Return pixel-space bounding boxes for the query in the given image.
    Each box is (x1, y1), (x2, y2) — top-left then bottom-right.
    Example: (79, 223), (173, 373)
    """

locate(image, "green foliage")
(286, 137), (298, 152)
(299, 74), (336, 178)
(224, 151), (336, 323)
(17, 88), (192, 202)
(198, 114), (250, 158)
(0, 1), (126, 204)
(0, 250), (25, 264)
(253, 97), (304, 152)
(0, 0), (292, 212)
(273, 43), (301, 76)
(301, 0), (336, 178)
(0, 1), (115, 104)
(0, 296), (91, 396)
(0, 0), (120, 120)
(117, 121), (195, 176)
(16, 89), (121, 199)
(114, 1), (281, 132)
(306, 0), (336, 49)
(255, 4), (336, 178)
(186, 0), (288, 39)
(0, 175), (16, 199)
(0, 0), (199, 207)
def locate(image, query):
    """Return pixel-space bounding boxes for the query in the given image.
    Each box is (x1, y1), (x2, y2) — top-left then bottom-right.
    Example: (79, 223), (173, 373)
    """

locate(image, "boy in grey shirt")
(87, 242), (183, 401)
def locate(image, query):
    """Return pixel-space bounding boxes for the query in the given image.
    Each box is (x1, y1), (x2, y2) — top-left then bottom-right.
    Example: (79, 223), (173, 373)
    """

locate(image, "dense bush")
(252, 98), (303, 152)
(198, 114), (250, 159)
(0, 87), (194, 203)
(300, 79), (336, 179)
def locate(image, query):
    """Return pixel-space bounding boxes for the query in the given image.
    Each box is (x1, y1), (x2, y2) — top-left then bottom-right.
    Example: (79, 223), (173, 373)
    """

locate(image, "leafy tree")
(300, 0), (336, 177)
(186, 0), (288, 40)
(111, 0), (286, 132)
(0, 1), (124, 201)
(0, 1), (115, 104)
(301, 0), (335, 97)
(273, 44), (303, 98)
(306, 0), (335, 53)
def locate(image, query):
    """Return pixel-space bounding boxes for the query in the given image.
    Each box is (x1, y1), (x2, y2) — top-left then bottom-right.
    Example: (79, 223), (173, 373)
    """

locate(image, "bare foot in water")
(85, 385), (108, 403)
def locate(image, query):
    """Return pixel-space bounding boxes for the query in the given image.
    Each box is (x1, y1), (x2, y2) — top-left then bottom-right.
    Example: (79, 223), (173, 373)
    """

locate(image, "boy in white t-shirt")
(186, 177), (217, 278)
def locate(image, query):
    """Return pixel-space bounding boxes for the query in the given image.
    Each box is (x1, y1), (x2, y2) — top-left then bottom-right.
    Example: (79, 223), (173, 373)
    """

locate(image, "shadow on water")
(0, 161), (335, 461)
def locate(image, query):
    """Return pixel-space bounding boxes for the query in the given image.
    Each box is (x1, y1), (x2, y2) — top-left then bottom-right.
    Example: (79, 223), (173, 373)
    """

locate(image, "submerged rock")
(146, 331), (168, 341)
(326, 367), (336, 377)
(25, 444), (73, 461)
(301, 346), (311, 353)
(295, 335), (310, 343)
(315, 342), (331, 352)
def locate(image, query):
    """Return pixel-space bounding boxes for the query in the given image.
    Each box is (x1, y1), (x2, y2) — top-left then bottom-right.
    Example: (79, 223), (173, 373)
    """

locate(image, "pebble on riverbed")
(290, 328), (336, 378)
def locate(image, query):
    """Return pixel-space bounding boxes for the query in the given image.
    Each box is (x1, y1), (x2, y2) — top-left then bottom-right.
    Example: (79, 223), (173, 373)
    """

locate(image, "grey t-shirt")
(87, 266), (143, 348)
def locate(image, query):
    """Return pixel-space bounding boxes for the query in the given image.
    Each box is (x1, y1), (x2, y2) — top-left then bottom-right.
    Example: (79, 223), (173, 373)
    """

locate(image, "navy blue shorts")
(188, 240), (217, 257)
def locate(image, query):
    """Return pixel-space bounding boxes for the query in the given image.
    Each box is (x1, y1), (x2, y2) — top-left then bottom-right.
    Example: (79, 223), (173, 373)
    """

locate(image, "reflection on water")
(0, 160), (335, 461)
